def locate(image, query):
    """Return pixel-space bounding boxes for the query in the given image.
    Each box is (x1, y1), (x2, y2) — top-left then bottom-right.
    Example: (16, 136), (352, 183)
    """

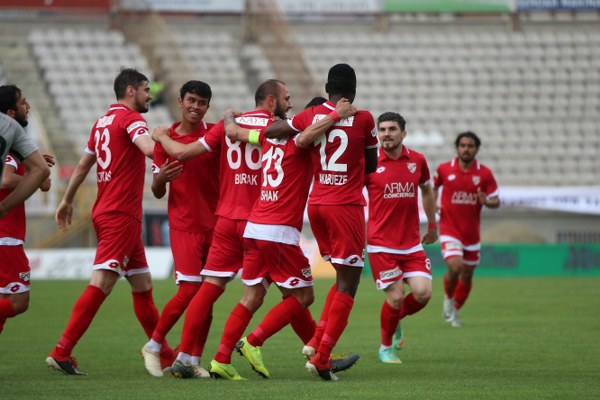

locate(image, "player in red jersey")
(434, 131), (500, 327)
(365, 112), (438, 364)
(205, 97), (358, 380)
(46, 69), (175, 375)
(140, 81), (219, 378)
(264, 63), (378, 380)
(152, 79), (316, 379)
(0, 85), (54, 335)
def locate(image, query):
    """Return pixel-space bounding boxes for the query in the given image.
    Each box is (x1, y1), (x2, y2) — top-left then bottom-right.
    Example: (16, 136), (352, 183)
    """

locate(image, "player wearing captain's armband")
(434, 131), (500, 328)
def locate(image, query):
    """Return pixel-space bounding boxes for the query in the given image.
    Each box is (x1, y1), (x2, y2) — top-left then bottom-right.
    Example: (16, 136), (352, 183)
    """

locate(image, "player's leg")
(0, 245), (32, 333)
(46, 269), (118, 375)
(400, 253), (433, 319)
(452, 251), (479, 327)
(441, 240), (465, 323)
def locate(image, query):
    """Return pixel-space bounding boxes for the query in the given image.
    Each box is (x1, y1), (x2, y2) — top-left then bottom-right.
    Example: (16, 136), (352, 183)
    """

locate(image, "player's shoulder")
(0, 112), (22, 132)
(477, 161), (495, 176)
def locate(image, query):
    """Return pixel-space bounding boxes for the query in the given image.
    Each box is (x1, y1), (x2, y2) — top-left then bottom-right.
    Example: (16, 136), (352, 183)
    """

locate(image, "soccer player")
(0, 89), (50, 217)
(140, 81), (219, 378)
(207, 97), (358, 381)
(365, 112), (438, 364)
(152, 79), (316, 379)
(0, 84), (54, 335)
(434, 131), (500, 327)
(46, 68), (175, 375)
(264, 63), (378, 380)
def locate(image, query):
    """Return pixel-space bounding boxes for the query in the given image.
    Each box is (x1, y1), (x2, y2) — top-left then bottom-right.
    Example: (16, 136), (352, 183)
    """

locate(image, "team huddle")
(0, 63), (500, 381)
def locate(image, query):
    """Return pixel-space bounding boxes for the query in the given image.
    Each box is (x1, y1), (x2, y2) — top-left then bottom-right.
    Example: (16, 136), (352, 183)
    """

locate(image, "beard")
(15, 114), (28, 128)
(274, 103), (287, 120)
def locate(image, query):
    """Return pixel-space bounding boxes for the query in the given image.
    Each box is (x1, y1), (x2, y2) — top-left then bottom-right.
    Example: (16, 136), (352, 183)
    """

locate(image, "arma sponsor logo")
(319, 173), (348, 186)
(384, 182), (415, 199)
(380, 267), (401, 281)
(451, 191), (478, 205)
(235, 173), (258, 185)
(96, 114), (115, 128)
(261, 189), (279, 201)
(235, 116), (270, 127)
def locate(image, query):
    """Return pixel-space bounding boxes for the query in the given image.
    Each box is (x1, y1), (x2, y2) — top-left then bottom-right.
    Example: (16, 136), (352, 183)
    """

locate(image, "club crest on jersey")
(472, 176), (481, 185)
(376, 166), (385, 174)
(407, 162), (416, 174)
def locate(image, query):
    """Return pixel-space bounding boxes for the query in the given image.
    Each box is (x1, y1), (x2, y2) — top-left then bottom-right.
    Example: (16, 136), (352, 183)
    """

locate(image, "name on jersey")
(312, 114), (354, 127)
(451, 191), (478, 205)
(261, 189), (278, 202)
(235, 173), (258, 185)
(384, 182), (415, 199)
(96, 115), (115, 128)
(235, 116), (269, 127)
(319, 173), (348, 186)
(98, 171), (112, 182)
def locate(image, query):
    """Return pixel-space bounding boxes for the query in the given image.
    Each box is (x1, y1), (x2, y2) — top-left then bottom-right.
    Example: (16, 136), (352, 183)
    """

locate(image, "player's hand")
(477, 187), (488, 205)
(335, 98), (357, 119)
(422, 228), (438, 245)
(223, 109), (242, 139)
(157, 158), (183, 183)
(42, 153), (56, 167)
(151, 125), (170, 142)
(55, 201), (73, 232)
(40, 177), (52, 192)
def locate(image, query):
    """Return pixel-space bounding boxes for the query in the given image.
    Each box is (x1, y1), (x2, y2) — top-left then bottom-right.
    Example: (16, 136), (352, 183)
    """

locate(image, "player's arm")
(2, 153), (54, 192)
(0, 150), (50, 218)
(263, 119), (295, 139)
(151, 159), (183, 199)
(477, 187), (500, 209)
(295, 98), (357, 149)
(420, 182), (439, 244)
(134, 134), (155, 159)
(152, 126), (208, 161)
(55, 152), (96, 231)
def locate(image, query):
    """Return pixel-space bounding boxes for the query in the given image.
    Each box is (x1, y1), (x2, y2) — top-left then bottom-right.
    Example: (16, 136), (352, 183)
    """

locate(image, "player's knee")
(412, 289), (432, 305)
(295, 290), (314, 308)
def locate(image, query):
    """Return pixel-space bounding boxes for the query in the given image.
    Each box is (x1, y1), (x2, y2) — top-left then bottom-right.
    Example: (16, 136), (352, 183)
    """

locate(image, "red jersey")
(152, 121), (219, 232)
(287, 100), (378, 206)
(0, 155), (26, 242)
(86, 104), (149, 222)
(248, 133), (312, 231)
(434, 158), (499, 246)
(200, 110), (267, 220)
(366, 146), (430, 253)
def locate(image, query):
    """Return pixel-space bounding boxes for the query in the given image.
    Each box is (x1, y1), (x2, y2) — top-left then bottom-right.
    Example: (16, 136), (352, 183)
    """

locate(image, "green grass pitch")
(1, 277), (599, 399)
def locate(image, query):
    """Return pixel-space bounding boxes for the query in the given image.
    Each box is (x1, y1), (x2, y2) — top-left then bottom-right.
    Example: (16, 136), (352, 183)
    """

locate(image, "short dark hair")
(377, 112), (406, 131)
(0, 84), (21, 114)
(254, 79), (284, 106)
(455, 131), (481, 149)
(326, 63), (356, 96)
(180, 80), (212, 102)
(304, 96), (327, 109)
(113, 68), (149, 99)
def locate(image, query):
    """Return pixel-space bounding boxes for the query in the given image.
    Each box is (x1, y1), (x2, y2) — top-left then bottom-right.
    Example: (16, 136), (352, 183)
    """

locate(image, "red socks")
(399, 293), (427, 319)
(53, 285), (107, 357)
(214, 303), (252, 364)
(248, 295), (304, 347)
(306, 283), (337, 350)
(444, 273), (457, 299)
(151, 282), (200, 343)
(315, 292), (354, 367)
(0, 298), (17, 319)
(132, 288), (160, 339)
(454, 280), (472, 310)
(380, 300), (400, 347)
(289, 306), (316, 345)
(179, 281), (224, 354)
